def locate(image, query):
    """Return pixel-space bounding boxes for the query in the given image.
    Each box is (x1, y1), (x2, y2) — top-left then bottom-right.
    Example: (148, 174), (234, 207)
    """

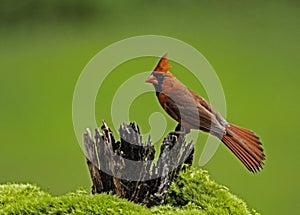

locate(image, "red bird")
(146, 54), (265, 173)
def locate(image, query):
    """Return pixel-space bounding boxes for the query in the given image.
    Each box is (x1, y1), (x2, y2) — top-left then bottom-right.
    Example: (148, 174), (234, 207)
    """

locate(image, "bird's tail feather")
(221, 124), (265, 172)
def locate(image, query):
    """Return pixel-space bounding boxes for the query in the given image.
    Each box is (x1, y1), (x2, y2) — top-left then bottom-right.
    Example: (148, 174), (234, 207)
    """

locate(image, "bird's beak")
(145, 74), (158, 85)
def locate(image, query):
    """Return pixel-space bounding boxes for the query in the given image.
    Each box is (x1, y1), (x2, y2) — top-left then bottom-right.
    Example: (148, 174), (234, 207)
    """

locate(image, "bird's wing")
(159, 87), (225, 135)
(188, 89), (228, 127)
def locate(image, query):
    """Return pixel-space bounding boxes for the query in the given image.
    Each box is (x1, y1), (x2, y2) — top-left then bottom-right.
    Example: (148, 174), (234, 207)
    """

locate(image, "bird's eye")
(155, 73), (165, 81)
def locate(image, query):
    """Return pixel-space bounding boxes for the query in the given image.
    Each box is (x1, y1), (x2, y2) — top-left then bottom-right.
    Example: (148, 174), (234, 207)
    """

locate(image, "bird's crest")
(153, 53), (171, 73)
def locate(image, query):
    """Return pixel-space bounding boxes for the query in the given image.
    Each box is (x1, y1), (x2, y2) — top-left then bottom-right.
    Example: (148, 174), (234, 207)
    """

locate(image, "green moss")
(158, 167), (260, 215)
(0, 168), (260, 214)
(0, 184), (150, 215)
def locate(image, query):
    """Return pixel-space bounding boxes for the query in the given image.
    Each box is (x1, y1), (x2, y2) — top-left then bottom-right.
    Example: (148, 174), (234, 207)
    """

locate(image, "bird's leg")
(170, 124), (190, 136)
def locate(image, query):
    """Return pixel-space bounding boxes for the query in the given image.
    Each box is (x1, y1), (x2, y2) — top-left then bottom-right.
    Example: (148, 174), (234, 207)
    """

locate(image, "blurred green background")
(0, 1), (299, 214)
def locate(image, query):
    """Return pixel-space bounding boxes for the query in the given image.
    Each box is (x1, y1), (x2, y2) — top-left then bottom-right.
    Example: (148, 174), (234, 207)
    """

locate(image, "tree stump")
(83, 121), (194, 207)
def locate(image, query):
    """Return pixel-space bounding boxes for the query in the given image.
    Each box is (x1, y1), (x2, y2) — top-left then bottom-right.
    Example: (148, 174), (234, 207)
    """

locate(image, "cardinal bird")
(145, 54), (265, 173)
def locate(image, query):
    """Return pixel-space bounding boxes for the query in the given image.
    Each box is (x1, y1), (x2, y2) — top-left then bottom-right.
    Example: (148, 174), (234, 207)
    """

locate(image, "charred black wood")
(83, 121), (194, 207)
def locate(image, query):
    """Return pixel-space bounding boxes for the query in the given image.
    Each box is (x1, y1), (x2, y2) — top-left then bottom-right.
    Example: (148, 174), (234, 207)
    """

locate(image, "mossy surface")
(0, 167), (260, 215)
(158, 167), (260, 215)
(0, 184), (149, 215)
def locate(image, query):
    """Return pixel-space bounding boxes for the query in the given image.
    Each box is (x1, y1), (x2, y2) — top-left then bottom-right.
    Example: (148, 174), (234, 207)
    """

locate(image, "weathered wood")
(84, 121), (194, 207)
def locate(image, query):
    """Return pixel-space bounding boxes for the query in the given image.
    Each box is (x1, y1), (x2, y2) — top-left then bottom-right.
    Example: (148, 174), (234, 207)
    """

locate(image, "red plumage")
(146, 54), (265, 172)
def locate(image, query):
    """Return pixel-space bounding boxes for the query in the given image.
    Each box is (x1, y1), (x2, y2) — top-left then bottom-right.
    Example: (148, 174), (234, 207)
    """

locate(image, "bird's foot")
(171, 124), (190, 136)
(169, 131), (186, 136)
